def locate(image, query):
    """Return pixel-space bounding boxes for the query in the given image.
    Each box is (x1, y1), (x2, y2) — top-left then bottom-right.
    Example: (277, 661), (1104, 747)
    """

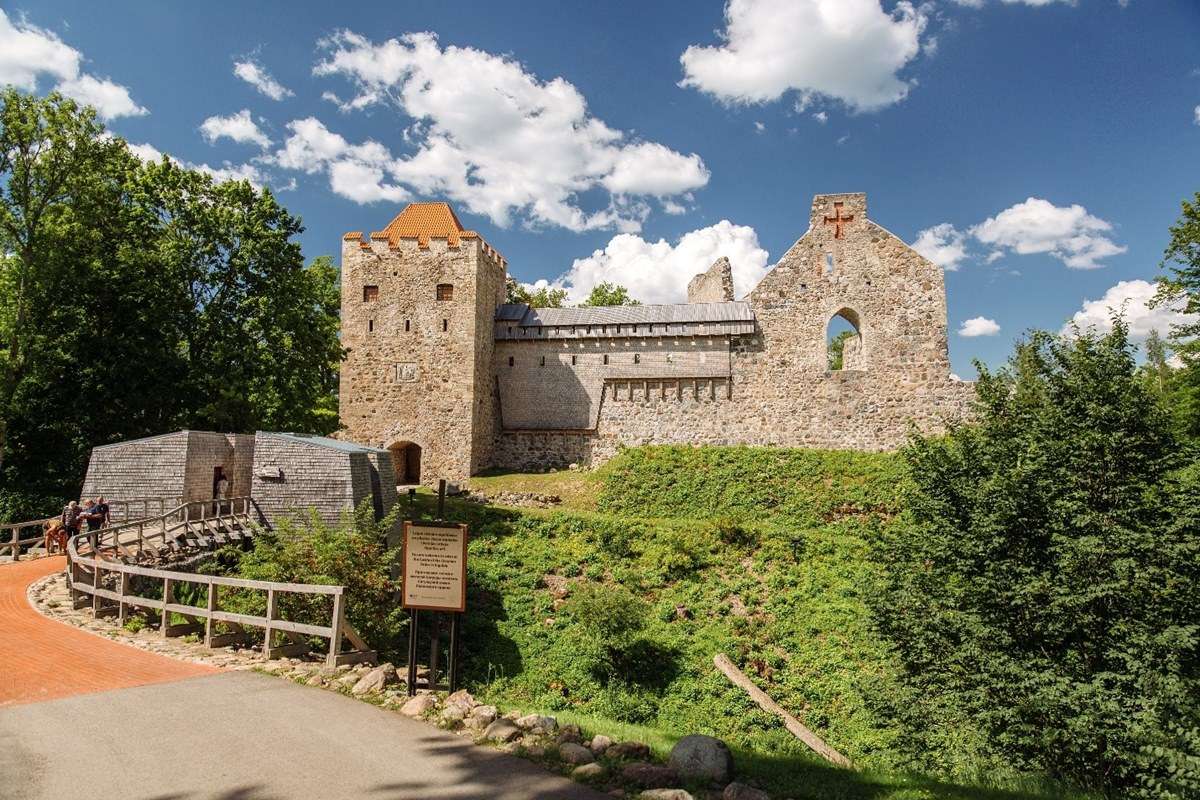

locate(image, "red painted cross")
(824, 202), (854, 239)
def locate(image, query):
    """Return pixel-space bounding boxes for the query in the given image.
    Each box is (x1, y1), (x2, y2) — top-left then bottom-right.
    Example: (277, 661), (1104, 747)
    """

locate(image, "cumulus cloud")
(233, 59), (293, 101)
(913, 223), (969, 271)
(305, 30), (708, 229)
(958, 317), (1000, 337)
(199, 109), (271, 149)
(529, 221), (770, 305)
(972, 197), (1126, 269)
(0, 9), (145, 119)
(915, 198), (1125, 271)
(679, 0), (927, 112)
(1066, 279), (1197, 342)
(125, 140), (267, 191)
(1194, 105), (1200, 126)
(267, 117), (408, 204)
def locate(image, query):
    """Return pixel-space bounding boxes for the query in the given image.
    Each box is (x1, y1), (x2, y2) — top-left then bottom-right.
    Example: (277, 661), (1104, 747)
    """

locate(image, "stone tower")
(338, 202), (507, 486)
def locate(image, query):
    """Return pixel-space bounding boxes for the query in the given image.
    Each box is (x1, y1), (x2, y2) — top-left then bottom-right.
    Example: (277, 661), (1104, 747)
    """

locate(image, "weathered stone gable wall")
(81, 431), (190, 502)
(494, 194), (974, 468)
(339, 235), (505, 485)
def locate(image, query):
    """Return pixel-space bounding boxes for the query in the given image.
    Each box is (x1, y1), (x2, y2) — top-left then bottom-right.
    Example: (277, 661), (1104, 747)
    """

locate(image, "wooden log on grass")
(713, 653), (854, 769)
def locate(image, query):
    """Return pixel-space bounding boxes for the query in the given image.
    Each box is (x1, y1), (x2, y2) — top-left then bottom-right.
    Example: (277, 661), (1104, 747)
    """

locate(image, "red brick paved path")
(0, 556), (215, 707)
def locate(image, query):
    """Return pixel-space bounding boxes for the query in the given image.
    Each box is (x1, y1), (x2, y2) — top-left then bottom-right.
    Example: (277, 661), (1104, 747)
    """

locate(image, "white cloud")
(958, 317), (1000, 337)
(307, 30), (709, 229)
(1066, 279), (1197, 342)
(679, 0), (927, 112)
(813, 111), (828, 124)
(199, 109), (271, 149)
(951, 0), (1073, 6)
(267, 117), (408, 204)
(535, 220), (770, 305)
(913, 223), (968, 271)
(1194, 105), (1200, 126)
(125, 139), (267, 191)
(0, 10), (146, 120)
(233, 59), (293, 101)
(127, 142), (164, 162)
(972, 197), (1126, 269)
(754, 121), (766, 133)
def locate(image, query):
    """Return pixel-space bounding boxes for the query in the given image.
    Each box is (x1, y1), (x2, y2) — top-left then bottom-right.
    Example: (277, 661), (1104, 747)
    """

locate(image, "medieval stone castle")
(338, 193), (973, 485)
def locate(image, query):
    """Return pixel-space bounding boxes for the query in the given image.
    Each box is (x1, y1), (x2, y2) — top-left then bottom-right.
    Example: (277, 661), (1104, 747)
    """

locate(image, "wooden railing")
(1, 496), (181, 561)
(80, 497), (257, 563)
(65, 501), (376, 667)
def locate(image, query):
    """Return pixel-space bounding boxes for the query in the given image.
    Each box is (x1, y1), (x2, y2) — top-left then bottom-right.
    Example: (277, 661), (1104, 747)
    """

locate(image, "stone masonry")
(341, 194), (974, 482)
(82, 431), (254, 503)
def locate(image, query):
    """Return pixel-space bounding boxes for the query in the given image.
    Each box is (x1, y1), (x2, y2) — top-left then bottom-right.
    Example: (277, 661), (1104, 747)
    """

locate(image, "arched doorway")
(389, 442), (422, 485)
(827, 308), (864, 371)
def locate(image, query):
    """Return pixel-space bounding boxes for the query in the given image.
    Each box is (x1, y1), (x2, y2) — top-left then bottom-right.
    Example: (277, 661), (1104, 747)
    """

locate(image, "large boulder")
(351, 662), (396, 695)
(589, 734), (614, 754)
(668, 734), (733, 784)
(470, 704), (498, 725)
(515, 713), (558, 735)
(484, 718), (523, 743)
(621, 763), (679, 789)
(723, 783), (770, 800)
(640, 791), (694, 800)
(558, 742), (595, 765)
(399, 693), (438, 717)
(572, 762), (606, 781)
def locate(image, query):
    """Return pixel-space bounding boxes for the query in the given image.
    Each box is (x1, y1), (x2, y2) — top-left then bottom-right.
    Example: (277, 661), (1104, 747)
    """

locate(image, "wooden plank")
(204, 584), (217, 646)
(267, 618), (334, 638)
(327, 593), (346, 667)
(333, 650), (377, 667)
(164, 602), (208, 618)
(210, 610), (267, 628)
(264, 589), (278, 660)
(713, 653), (853, 769)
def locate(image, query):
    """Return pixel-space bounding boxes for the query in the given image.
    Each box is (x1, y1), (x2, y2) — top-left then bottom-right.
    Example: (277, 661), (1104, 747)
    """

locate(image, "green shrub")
(876, 323), (1200, 798)
(235, 501), (407, 659)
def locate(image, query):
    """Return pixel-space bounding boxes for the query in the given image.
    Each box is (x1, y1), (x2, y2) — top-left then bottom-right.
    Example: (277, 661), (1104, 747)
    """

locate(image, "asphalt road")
(0, 671), (609, 800)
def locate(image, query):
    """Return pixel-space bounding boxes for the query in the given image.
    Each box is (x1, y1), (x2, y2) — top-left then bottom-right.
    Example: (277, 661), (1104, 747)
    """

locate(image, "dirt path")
(0, 556), (215, 707)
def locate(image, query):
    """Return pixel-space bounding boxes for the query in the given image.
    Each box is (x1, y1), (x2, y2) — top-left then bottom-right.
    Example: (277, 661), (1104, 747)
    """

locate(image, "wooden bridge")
(1, 496), (181, 561)
(63, 497), (375, 667)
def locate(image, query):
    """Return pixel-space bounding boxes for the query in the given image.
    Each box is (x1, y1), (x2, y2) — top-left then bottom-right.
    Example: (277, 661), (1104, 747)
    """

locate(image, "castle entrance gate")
(389, 442), (422, 485)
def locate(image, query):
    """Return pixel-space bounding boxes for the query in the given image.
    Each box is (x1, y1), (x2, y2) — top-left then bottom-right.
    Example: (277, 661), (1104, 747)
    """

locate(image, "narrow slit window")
(368, 319), (374, 333)
(634, 353), (640, 364)
(363, 285), (379, 302)
(603, 354), (609, 365)
(442, 319), (448, 332)
(436, 283), (454, 301)
(571, 355), (577, 365)
(540, 355), (546, 367)
(508, 356), (514, 367)
(405, 319), (411, 332)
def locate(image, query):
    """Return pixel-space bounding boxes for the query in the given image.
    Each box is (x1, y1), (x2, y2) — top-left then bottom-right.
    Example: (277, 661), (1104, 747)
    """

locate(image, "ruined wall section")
(339, 233), (504, 484)
(494, 194), (974, 469)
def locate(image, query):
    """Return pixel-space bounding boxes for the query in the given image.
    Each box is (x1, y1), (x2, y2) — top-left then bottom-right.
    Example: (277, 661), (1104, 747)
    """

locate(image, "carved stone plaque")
(395, 362), (418, 383)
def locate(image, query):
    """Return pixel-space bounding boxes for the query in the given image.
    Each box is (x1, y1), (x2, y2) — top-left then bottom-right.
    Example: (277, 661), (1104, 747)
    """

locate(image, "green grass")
(402, 445), (1095, 800)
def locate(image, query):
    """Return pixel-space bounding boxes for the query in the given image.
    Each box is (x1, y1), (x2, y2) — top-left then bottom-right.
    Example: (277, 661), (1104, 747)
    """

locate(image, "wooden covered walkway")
(0, 556), (215, 707)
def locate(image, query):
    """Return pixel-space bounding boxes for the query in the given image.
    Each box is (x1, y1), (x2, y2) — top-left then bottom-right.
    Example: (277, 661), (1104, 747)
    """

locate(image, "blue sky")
(3, 0), (1199, 377)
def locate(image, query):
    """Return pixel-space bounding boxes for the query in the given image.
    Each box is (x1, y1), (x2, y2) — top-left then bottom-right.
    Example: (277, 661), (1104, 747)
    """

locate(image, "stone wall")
(493, 194), (975, 466)
(687, 257), (735, 303)
(338, 232), (505, 485)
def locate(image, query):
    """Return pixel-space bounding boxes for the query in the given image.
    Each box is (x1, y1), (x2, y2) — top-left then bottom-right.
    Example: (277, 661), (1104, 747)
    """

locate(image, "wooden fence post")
(11, 526), (19, 562)
(204, 582), (218, 647)
(118, 572), (130, 625)
(161, 577), (174, 636)
(327, 592), (345, 667)
(264, 588), (278, 659)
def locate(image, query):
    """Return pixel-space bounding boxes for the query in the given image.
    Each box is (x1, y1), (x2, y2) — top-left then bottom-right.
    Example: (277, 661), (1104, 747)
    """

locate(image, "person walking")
(82, 497), (108, 552)
(61, 500), (83, 549)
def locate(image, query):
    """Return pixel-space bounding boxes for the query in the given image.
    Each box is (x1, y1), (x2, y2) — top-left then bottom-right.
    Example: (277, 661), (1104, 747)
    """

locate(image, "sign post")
(401, 518), (468, 694)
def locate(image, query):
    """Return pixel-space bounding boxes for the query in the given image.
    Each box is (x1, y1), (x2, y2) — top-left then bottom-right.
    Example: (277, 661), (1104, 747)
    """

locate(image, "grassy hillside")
(430, 446), (1089, 800)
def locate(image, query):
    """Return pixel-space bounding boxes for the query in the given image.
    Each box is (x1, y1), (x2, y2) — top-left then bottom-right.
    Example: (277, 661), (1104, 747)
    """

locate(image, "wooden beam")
(713, 653), (853, 769)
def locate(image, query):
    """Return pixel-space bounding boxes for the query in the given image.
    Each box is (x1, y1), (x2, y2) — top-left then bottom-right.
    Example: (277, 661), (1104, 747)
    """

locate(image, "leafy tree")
(875, 321), (1200, 797)
(579, 281), (640, 307)
(1156, 192), (1200, 440)
(505, 275), (566, 308)
(828, 329), (855, 370)
(0, 89), (343, 519)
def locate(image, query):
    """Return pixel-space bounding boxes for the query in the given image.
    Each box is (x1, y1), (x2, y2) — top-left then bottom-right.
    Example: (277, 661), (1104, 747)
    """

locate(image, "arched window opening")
(827, 308), (863, 371)
(389, 441), (422, 485)
(436, 283), (454, 301)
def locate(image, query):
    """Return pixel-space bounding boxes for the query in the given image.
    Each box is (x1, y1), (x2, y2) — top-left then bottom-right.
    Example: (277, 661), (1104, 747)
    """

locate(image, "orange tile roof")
(371, 202), (479, 248)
